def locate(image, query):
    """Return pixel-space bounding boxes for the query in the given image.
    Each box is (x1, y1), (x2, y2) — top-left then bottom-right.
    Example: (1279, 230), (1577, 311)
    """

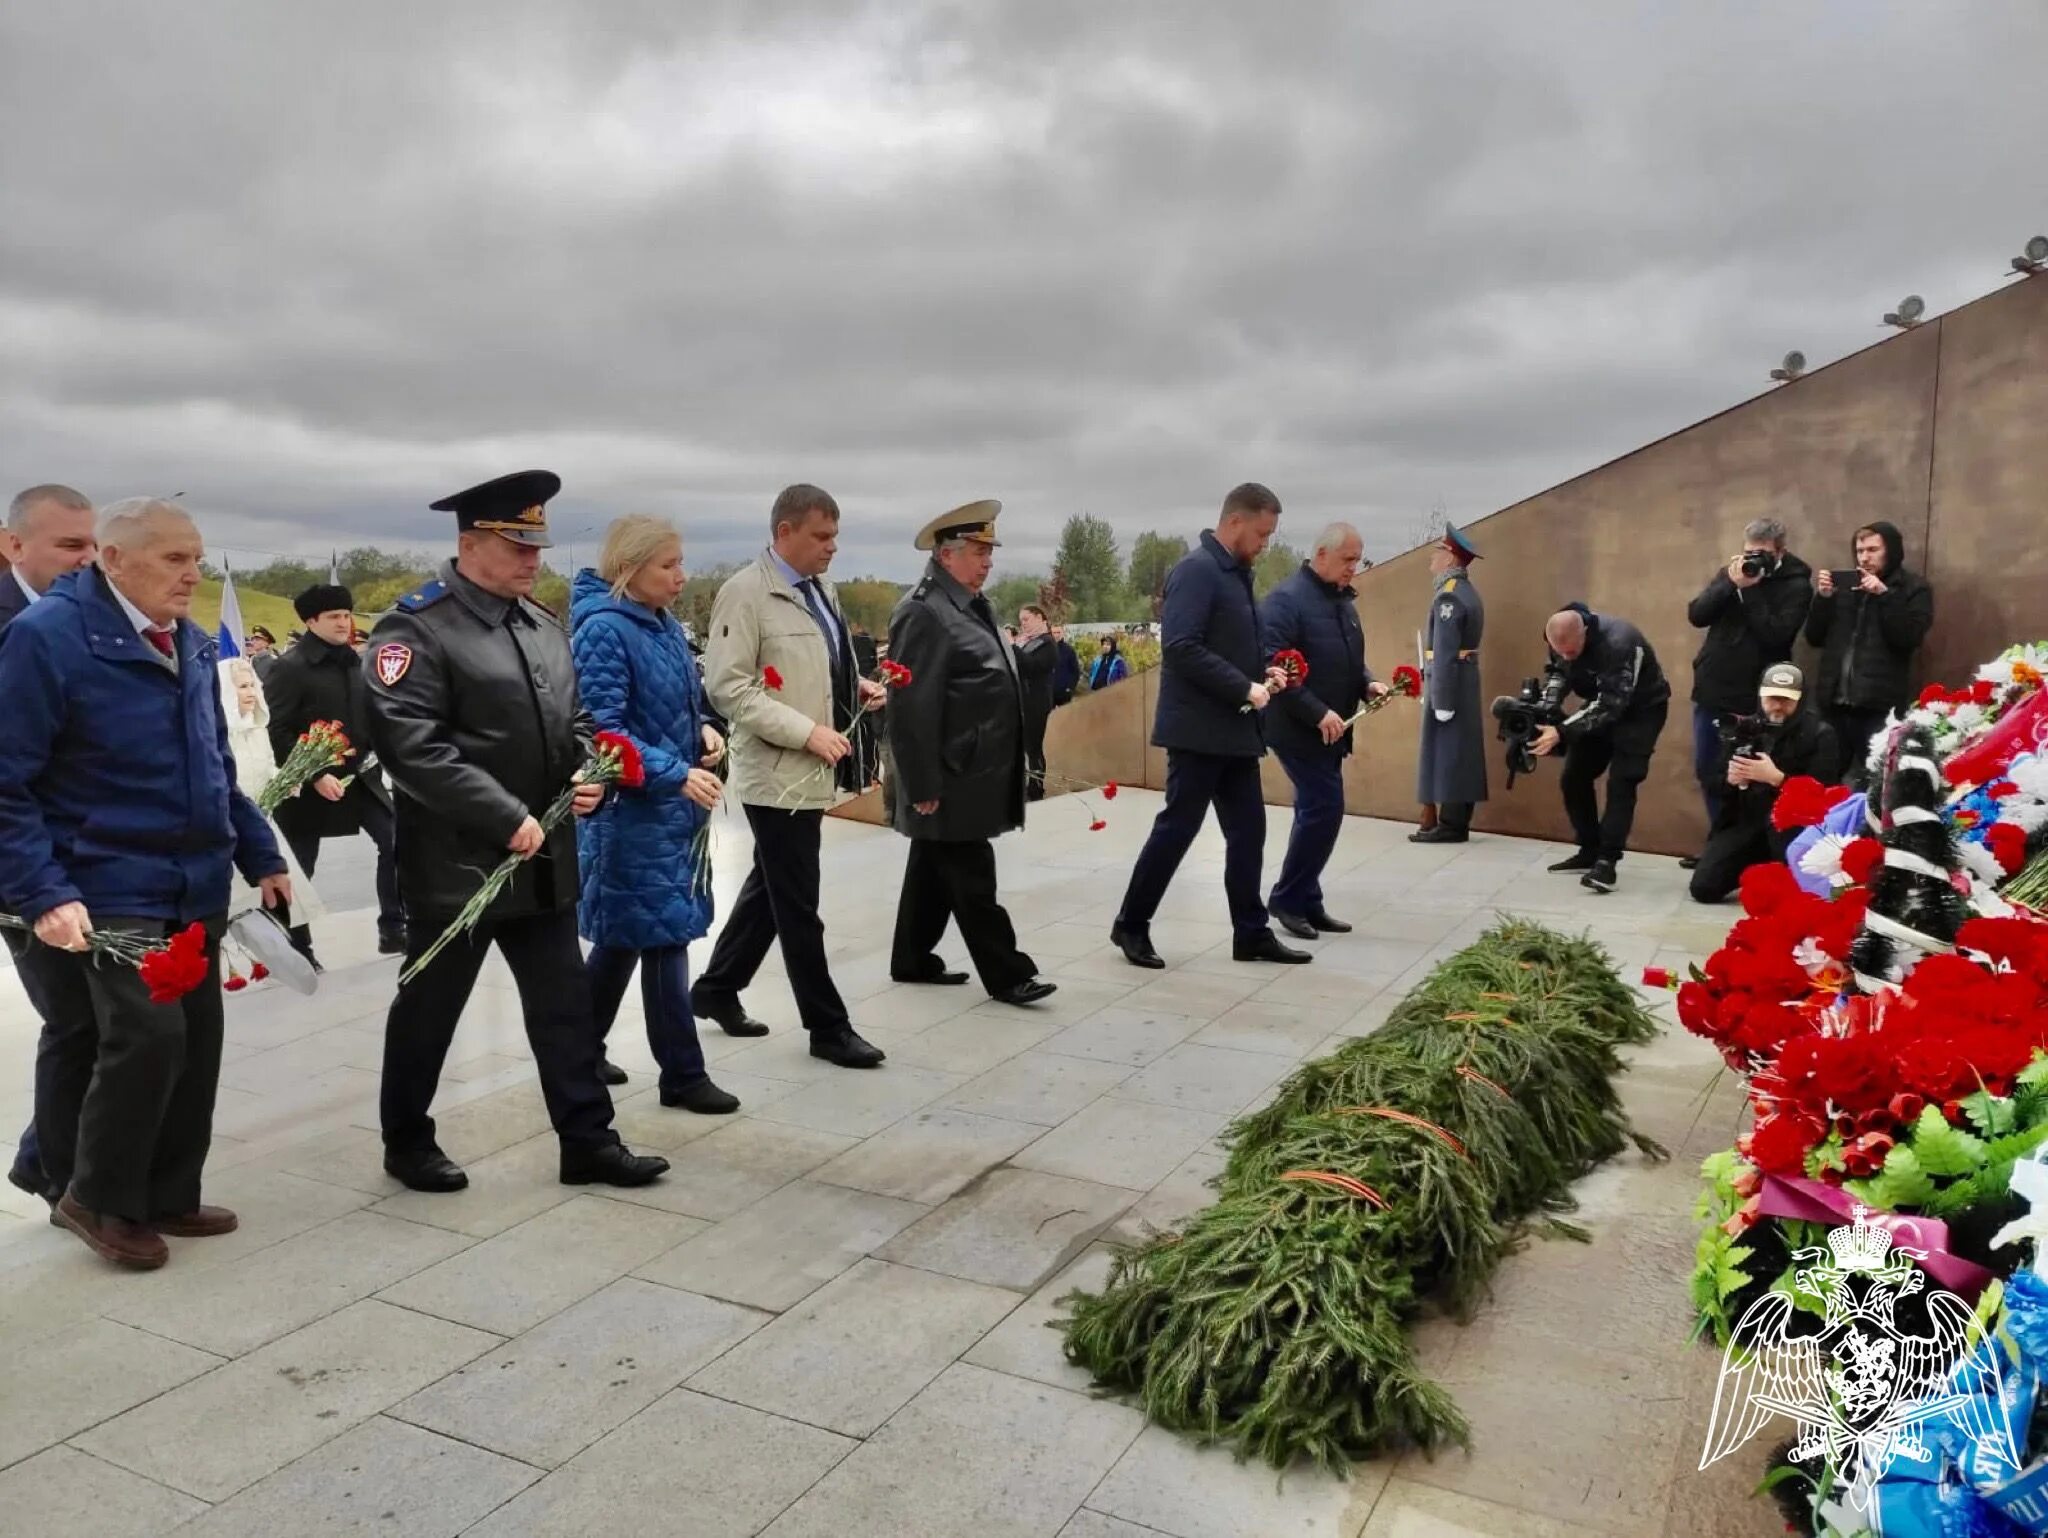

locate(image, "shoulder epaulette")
(1439, 578), (1457, 594)
(394, 579), (448, 613)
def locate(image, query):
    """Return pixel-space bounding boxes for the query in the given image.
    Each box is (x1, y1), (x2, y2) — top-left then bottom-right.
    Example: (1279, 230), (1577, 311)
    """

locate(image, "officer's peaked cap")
(432, 469), (561, 548)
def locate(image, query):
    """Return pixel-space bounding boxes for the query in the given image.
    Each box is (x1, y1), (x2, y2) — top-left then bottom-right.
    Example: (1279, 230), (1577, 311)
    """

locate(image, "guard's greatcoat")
(1416, 567), (1489, 806)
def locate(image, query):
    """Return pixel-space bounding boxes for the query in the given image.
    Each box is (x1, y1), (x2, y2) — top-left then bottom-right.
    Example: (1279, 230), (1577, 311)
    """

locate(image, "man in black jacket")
(1805, 520), (1935, 779)
(885, 505), (1055, 1006)
(266, 583), (404, 962)
(1049, 624), (1080, 708)
(1111, 483), (1305, 969)
(1689, 664), (1839, 903)
(1013, 603), (1056, 801)
(1685, 518), (1811, 830)
(1258, 522), (1385, 938)
(364, 470), (666, 1195)
(1529, 604), (1671, 894)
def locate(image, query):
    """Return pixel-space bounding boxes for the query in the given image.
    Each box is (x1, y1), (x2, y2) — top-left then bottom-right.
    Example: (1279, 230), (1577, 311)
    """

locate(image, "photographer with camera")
(1684, 518), (1811, 836)
(1688, 663), (1838, 903)
(1805, 521), (1935, 779)
(1526, 605), (1670, 894)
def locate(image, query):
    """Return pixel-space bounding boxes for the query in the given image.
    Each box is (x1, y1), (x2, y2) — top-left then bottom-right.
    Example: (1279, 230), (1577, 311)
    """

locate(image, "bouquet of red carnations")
(0, 915), (210, 1003)
(256, 719), (352, 817)
(1342, 663), (1423, 728)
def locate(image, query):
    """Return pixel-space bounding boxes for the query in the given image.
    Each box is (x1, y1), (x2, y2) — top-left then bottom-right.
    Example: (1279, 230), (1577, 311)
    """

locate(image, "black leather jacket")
(363, 559), (594, 918)
(1552, 607), (1671, 743)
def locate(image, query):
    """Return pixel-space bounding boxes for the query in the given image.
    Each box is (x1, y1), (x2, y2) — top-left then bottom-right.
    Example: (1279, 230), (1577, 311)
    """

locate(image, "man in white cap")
(1688, 661), (1840, 903)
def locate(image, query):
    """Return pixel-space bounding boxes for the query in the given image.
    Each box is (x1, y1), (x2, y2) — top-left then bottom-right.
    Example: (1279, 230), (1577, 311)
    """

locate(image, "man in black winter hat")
(265, 582), (404, 960)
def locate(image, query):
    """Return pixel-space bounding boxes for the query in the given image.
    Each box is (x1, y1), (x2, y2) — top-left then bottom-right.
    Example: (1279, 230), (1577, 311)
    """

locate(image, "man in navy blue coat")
(1110, 484), (1310, 969)
(1258, 523), (1387, 939)
(0, 499), (291, 1269)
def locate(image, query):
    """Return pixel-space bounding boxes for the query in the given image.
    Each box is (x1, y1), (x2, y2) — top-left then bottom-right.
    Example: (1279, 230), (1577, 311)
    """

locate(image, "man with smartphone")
(1804, 521), (1934, 778)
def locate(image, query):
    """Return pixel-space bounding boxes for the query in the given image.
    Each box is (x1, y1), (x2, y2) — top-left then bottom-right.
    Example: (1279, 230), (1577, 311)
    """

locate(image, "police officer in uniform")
(364, 470), (667, 1193)
(884, 502), (1056, 1006)
(1411, 522), (1488, 843)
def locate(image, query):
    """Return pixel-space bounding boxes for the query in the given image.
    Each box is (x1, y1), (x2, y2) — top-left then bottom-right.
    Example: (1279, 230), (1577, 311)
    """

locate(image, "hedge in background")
(1059, 919), (1664, 1473)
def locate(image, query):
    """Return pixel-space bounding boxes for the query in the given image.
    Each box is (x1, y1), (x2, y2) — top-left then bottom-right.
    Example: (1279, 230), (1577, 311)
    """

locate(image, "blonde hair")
(598, 515), (682, 599)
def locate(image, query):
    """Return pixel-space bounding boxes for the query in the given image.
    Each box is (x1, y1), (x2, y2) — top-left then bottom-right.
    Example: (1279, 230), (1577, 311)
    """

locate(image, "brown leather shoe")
(55, 1192), (168, 1270)
(155, 1206), (239, 1238)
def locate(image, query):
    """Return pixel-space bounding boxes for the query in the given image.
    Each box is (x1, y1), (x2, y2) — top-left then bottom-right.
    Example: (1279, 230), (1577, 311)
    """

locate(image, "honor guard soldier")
(1411, 521), (1488, 843)
(364, 470), (668, 1193)
(884, 502), (1055, 1006)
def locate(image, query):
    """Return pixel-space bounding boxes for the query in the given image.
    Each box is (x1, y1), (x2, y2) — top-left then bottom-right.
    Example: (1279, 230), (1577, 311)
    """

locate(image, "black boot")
(1547, 850), (1597, 873)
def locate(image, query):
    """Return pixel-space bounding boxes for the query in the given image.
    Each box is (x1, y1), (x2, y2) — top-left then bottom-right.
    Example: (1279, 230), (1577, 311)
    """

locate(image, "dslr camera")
(1491, 669), (1570, 787)
(1739, 548), (1780, 581)
(1716, 713), (1770, 760)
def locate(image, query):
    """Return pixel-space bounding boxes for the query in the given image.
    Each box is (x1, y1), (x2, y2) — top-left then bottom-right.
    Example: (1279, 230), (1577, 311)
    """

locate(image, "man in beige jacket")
(690, 484), (888, 1068)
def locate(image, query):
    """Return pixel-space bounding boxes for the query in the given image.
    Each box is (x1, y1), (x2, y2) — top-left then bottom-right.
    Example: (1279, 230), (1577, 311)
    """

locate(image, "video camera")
(1491, 670), (1569, 787)
(1716, 713), (1771, 761)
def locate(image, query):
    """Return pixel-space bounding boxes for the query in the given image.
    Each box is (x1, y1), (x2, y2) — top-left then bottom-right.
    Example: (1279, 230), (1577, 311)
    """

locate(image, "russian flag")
(217, 560), (245, 659)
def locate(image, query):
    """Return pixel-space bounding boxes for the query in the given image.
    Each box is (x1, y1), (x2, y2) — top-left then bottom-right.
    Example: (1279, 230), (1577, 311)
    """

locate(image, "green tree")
(533, 563), (571, 615)
(1126, 531), (1188, 620)
(238, 557), (324, 602)
(987, 574), (1046, 621)
(1253, 540), (1301, 600)
(1051, 513), (1127, 621)
(678, 564), (736, 637)
(336, 546), (426, 592)
(834, 577), (905, 637)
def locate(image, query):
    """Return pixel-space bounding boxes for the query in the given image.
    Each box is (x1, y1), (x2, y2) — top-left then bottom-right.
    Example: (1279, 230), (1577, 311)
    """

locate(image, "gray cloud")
(3, 1), (2040, 578)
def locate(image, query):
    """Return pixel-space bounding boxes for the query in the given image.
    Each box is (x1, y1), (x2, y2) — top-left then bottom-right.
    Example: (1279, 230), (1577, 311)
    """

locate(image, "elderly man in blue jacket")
(0, 499), (290, 1270)
(1258, 523), (1387, 940)
(1110, 483), (1309, 970)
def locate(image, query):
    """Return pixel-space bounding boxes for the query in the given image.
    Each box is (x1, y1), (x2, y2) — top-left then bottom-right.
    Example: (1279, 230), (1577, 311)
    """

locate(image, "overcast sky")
(4, 2), (2040, 580)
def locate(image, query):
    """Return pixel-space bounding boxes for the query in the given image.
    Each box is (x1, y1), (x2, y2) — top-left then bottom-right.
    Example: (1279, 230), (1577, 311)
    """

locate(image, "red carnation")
(1918, 684), (1949, 708)
(138, 922), (210, 1005)
(1270, 649), (1309, 688)
(1390, 664), (1423, 697)
(1640, 966), (1675, 989)
(1839, 838), (1885, 888)
(1676, 980), (1715, 1036)
(1841, 1131), (1896, 1178)
(593, 731), (646, 790)
(1973, 679), (1997, 706)
(1957, 916), (2048, 972)
(880, 660), (913, 688)
(1088, 818), (1106, 831)
(1990, 780), (2020, 799)
(1739, 862), (1805, 918)
(1772, 776), (1852, 833)
(250, 962), (269, 981)
(1101, 781), (1119, 800)
(762, 667), (784, 691)
(223, 972), (248, 993)
(1746, 1112), (1825, 1176)
(1987, 822), (2027, 875)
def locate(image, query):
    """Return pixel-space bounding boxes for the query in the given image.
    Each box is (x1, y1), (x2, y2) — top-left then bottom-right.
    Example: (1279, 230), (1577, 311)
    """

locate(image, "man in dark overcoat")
(1110, 483), (1308, 970)
(266, 581), (403, 962)
(885, 502), (1055, 1007)
(1411, 523), (1489, 844)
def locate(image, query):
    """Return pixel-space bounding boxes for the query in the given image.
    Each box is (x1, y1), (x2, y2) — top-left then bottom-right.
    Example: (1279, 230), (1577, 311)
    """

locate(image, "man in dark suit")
(1111, 484), (1308, 969)
(885, 503), (1055, 1006)
(2, 483), (101, 1206)
(1258, 522), (1386, 939)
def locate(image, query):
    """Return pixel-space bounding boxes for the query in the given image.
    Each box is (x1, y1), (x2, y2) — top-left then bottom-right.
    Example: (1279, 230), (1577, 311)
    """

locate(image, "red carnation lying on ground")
(762, 666), (783, 691)
(1640, 966), (1677, 989)
(138, 922), (210, 1005)
(1101, 781), (1118, 800)
(592, 731), (646, 790)
(1771, 775), (1853, 833)
(1089, 818), (1106, 832)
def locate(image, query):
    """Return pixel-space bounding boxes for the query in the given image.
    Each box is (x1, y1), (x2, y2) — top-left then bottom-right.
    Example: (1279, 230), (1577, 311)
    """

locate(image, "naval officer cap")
(914, 499), (1003, 552)
(431, 469), (561, 548)
(1440, 521), (1481, 562)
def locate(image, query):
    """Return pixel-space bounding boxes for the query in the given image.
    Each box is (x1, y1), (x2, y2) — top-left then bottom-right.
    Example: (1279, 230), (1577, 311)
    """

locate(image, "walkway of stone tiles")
(0, 792), (1776, 1537)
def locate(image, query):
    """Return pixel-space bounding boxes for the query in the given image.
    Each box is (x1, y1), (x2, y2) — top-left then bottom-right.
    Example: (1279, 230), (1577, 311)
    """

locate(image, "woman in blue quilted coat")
(571, 517), (737, 1115)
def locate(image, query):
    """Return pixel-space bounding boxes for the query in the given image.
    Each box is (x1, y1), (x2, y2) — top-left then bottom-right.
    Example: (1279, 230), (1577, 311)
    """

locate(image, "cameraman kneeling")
(1688, 663), (1839, 904)
(1528, 605), (1670, 894)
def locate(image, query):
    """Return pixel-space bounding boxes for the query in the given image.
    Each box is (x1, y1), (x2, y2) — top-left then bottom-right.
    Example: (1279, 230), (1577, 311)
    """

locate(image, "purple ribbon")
(1758, 1173), (1996, 1299)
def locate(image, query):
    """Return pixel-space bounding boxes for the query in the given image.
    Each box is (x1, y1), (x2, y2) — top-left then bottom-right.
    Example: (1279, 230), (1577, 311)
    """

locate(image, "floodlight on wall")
(1769, 350), (1806, 383)
(1882, 295), (1926, 330)
(2013, 236), (2048, 276)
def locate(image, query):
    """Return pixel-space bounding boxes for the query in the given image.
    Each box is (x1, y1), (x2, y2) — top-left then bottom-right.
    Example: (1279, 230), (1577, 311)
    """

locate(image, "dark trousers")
(1116, 750), (1271, 942)
(1692, 705), (1727, 826)
(1023, 714), (1048, 803)
(693, 804), (849, 1035)
(55, 915), (227, 1221)
(1559, 703), (1668, 865)
(586, 944), (708, 1093)
(283, 792), (403, 936)
(891, 838), (1037, 995)
(1437, 801), (1474, 834)
(7, 927), (99, 1197)
(1827, 707), (1891, 784)
(382, 906), (617, 1154)
(1689, 821), (1773, 904)
(1269, 747), (1345, 916)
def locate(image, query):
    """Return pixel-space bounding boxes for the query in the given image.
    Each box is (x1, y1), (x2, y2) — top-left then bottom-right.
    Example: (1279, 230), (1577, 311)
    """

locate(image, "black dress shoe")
(377, 929), (407, 955)
(561, 1142), (670, 1186)
(384, 1147), (469, 1193)
(1547, 851), (1597, 873)
(991, 979), (1057, 1007)
(891, 959), (969, 985)
(1268, 909), (1319, 941)
(1582, 859), (1619, 894)
(1677, 855), (1700, 870)
(691, 993), (770, 1037)
(1306, 909), (1352, 934)
(7, 1161), (48, 1201)
(1109, 924), (1165, 970)
(1233, 933), (1312, 965)
(597, 1056), (629, 1086)
(810, 1028), (887, 1068)
(1408, 827), (1468, 844)
(661, 1079), (741, 1114)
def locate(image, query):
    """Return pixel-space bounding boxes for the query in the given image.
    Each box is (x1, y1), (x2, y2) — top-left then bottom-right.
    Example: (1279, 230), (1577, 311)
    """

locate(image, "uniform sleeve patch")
(373, 642), (413, 686)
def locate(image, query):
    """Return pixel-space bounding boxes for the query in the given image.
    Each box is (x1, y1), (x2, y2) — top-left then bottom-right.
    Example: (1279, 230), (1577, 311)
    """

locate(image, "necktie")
(144, 626), (174, 658)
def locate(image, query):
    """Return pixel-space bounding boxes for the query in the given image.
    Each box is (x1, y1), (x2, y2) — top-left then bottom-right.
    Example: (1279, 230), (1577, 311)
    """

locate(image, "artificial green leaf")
(1913, 1103), (1989, 1176)
(1961, 1090), (2018, 1137)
